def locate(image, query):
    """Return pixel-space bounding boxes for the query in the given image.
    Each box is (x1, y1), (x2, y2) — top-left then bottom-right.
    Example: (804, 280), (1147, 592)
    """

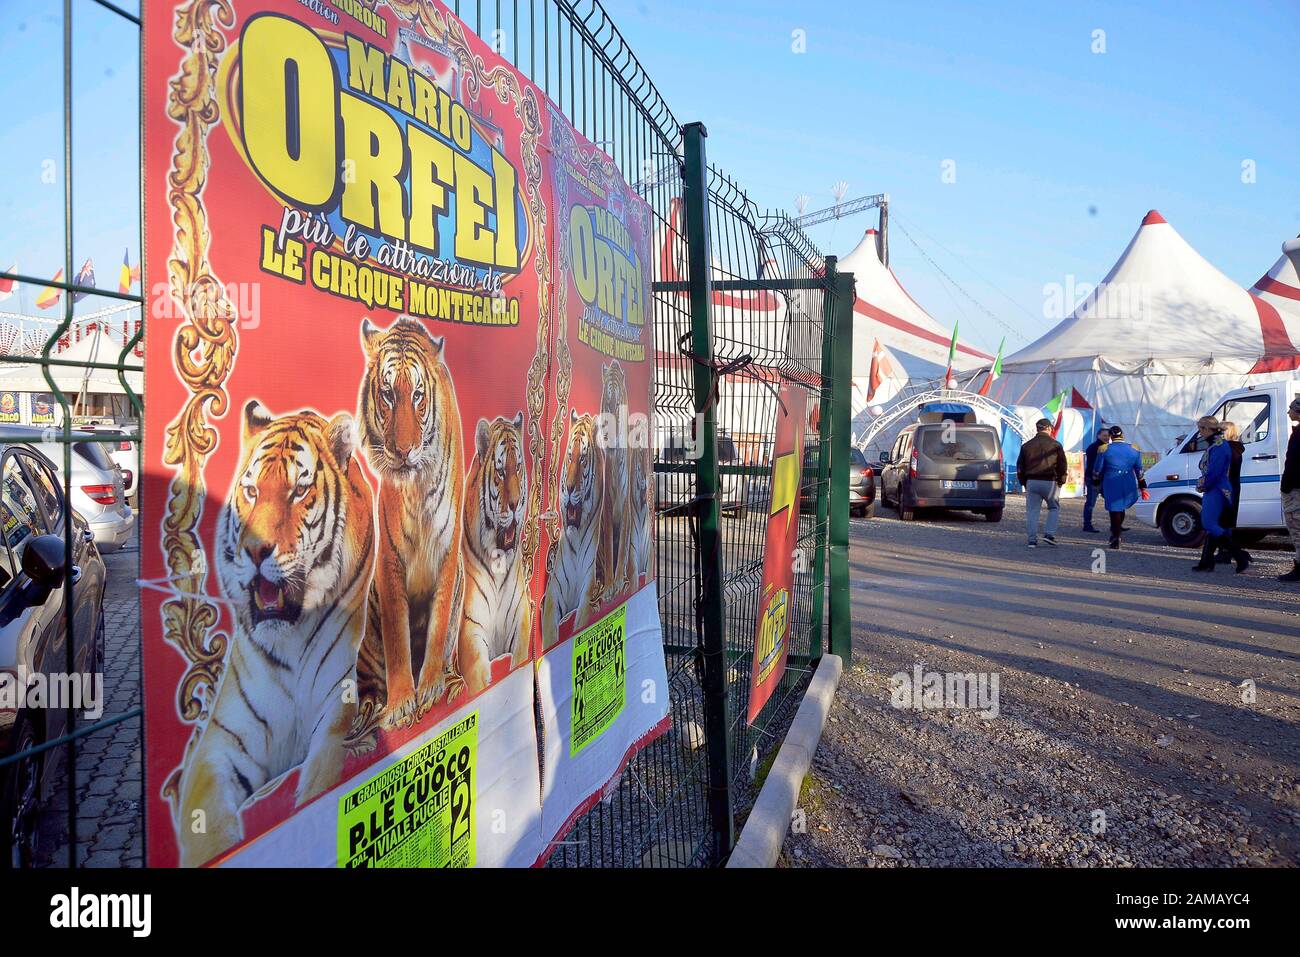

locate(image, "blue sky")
(606, 0), (1300, 351)
(2, 0), (1297, 354)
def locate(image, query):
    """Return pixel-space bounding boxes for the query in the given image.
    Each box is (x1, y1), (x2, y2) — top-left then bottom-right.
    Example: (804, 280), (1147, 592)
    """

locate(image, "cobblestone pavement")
(38, 579), (142, 867)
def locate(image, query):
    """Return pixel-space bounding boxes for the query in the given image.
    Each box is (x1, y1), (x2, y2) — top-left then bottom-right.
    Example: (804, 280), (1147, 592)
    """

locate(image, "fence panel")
(0, 0), (846, 869)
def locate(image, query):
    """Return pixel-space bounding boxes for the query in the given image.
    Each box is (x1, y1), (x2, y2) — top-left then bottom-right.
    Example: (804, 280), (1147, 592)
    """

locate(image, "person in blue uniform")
(1092, 425), (1147, 549)
(1193, 416), (1251, 573)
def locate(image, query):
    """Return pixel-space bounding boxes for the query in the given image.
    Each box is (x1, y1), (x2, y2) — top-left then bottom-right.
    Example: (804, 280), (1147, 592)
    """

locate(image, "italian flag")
(977, 337), (1004, 397)
(943, 322), (958, 389)
(1043, 388), (1070, 438)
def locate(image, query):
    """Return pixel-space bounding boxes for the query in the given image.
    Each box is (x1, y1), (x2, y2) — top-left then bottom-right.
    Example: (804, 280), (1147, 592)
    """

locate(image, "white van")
(1136, 379), (1299, 546)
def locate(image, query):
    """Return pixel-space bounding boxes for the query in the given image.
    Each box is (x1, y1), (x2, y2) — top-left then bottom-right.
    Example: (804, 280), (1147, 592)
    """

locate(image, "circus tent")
(997, 211), (1300, 452)
(1249, 236), (1300, 332)
(842, 227), (992, 377)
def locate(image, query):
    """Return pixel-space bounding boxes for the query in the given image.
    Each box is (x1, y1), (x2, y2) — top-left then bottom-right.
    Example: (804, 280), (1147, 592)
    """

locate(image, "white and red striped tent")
(840, 226), (992, 443)
(841, 226), (991, 382)
(998, 210), (1300, 452)
(1250, 236), (1300, 333)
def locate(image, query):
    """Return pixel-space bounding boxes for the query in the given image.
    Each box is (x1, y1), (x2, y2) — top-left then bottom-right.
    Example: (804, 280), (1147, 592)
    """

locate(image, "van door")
(1215, 392), (1280, 527)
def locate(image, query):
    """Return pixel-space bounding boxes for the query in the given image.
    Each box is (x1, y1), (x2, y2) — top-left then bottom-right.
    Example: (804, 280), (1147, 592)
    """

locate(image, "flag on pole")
(34, 269), (64, 309)
(1043, 388), (1070, 438)
(943, 322), (958, 389)
(866, 338), (884, 402)
(118, 248), (133, 294)
(0, 263), (15, 302)
(73, 258), (96, 302)
(976, 337), (1005, 397)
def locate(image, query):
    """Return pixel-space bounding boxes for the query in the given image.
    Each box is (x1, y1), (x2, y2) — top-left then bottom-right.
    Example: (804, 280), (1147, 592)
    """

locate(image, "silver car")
(76, 422), (139, 501)
(10, 426), (135, 551)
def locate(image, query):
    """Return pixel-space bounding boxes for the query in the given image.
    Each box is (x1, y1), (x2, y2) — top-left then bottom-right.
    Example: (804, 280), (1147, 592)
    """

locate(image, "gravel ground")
(784, 494), (1300, 868)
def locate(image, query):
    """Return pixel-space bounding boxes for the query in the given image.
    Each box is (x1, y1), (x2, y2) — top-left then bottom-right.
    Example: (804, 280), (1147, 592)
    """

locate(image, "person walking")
(1093, 425), (1147, 549)
(1082, 426), (1110, 533)
(1191, 416), (1250, 573)
(1017, 417), (1067, 547)
(1214, 421), (1246, 564)
(1279, 396), (1300, 582)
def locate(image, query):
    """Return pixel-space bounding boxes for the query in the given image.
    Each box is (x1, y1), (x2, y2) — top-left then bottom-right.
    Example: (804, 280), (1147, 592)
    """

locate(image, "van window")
(920, 429), (997, 461)
(1180, 395), (1270, 452)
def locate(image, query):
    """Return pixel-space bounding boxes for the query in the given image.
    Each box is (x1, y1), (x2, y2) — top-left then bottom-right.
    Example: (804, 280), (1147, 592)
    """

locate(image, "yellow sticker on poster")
(571, 605), (628, 756)
(338, 714), (477, 868)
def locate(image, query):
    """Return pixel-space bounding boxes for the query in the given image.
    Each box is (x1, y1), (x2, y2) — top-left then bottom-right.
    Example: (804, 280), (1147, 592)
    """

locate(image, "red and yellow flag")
(34, 269), (64, 309)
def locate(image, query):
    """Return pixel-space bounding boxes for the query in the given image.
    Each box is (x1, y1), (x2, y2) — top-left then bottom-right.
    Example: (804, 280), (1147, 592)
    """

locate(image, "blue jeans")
(1025, 480), (1061, 543)
(1083, 482), (1100, 528)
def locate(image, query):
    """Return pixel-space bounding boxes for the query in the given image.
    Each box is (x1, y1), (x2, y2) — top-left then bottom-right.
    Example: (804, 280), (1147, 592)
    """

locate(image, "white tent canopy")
(844, 226), (993, 382)
(0, 327), (143, 396)
(996, 210), (1300, 452)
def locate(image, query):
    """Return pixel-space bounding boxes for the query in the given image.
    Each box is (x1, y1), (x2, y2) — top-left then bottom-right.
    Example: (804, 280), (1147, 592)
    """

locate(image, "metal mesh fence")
(0, 0), (848, 870)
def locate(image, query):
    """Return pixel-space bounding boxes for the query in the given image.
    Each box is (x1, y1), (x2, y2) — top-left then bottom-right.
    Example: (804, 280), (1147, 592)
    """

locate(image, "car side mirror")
(22, 534), (68, 588)
(879, 452), (889, 464)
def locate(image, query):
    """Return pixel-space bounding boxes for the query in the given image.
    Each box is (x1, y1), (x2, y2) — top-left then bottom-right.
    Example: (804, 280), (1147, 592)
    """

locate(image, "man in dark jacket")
(1082, 427), (1109, 533)
(1017, 418), (1067, 547)
(1280, 396), (1300, 582)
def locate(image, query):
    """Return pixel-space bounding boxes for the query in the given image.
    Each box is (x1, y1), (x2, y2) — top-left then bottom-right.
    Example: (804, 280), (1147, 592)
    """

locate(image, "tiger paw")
(382, 694), (419, 730)
(414, 676), (447, 719)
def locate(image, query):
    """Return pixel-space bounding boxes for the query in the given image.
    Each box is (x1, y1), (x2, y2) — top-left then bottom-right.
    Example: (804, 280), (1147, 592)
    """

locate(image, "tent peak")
(1141, 209), (1167, 226)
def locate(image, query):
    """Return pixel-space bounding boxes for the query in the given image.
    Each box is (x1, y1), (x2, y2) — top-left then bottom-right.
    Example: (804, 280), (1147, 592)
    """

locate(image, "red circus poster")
(142, 0), (665, 867)
(747, 383), (808, 724)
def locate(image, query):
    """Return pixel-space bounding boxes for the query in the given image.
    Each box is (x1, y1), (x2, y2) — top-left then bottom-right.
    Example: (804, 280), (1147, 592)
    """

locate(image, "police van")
(1136, 379), (1300, 546)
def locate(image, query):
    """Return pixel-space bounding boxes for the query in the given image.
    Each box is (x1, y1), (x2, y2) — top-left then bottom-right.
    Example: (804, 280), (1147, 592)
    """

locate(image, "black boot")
(1279, 561), (1300, 583)
(1191, 535), (1217, 572)
(1224, 530), (1251, 574)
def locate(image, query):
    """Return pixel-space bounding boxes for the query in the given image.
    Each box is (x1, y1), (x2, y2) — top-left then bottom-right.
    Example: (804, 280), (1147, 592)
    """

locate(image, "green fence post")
(807, 256), (838, 661)
(828, 271), (855, 663)
(681, 121), (734, 861)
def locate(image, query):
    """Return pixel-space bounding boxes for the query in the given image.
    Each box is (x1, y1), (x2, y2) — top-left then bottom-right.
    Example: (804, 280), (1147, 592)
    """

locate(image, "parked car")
(799, 444), (876, 518)
(1136, 379), (1300, 546)
(75, 421), (139, 501)
(656, 429), (748, 517)
(879, 422), (1005, 522)
(17, 427), (134, 552)
(0, 440), (108, 867)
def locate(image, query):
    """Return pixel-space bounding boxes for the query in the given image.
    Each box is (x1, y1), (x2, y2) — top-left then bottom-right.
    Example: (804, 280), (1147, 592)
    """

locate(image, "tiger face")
(561, 410), (600, 529)
(359, 316), (451, 477)
(473, 412), (526, 554)
(219, 401), (362, 629)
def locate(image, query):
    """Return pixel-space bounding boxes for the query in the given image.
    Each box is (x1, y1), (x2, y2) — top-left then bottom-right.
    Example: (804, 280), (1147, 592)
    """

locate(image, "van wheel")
(983, 508), (1003, 523)
(1160, 500), (1205, 547)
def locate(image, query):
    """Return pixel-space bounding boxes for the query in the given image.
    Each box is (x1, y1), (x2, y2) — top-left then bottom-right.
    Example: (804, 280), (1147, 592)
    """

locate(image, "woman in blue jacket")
(1193, 416), (1251, 573)
(1092, 426), (1147, 549)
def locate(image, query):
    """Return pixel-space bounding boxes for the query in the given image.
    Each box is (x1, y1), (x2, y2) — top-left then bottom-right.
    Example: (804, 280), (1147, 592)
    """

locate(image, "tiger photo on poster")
(142, 0), (665, 867)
